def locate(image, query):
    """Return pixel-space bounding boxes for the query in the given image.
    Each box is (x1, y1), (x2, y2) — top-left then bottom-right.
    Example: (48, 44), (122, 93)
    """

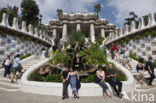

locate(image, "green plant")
(129, 53), (140, 61)
(51, 49), (71, 65)
(144, 31), (150, 37)
(20, 53), (31, 60)
(134, 35), (141, 40)
(96, 37), (104, 45)
(125, 37), (131, 43)
(151, 30), (156, 37)
(69, 30), (85, 46)
(79, 44), (107, 66)
(29, 70), (43, 81)
(0, 30), (6, 37)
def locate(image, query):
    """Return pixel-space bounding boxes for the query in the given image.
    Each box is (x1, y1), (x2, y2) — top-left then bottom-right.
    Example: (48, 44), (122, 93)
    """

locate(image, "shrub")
(20, 53), (31, 60)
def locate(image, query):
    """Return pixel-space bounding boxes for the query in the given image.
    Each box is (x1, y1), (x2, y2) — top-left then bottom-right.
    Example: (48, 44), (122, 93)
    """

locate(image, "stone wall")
(126, 36), (156, 61)
(0, 34), (44, 65)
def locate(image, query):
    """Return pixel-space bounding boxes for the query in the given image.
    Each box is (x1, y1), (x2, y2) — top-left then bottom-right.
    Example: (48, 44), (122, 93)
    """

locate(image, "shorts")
(13, 66), (22, 75)
(138, 70), (144, 74)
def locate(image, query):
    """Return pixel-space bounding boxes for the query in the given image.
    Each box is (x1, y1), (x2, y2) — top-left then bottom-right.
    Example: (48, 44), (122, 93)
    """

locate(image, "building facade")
(48, 13), (115, 42)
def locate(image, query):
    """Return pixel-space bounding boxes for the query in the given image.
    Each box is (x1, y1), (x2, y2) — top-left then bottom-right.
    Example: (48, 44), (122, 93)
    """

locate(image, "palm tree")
(56, 9), (63, 18)
(93, 3), (101, 19)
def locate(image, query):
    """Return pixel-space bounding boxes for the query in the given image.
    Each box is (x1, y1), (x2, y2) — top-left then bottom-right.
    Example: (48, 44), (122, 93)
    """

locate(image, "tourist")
(65, 67), (80, 99)
(112, 43), (117, 60)
(119, 44), (126, 62)
(136, 58), (145, 86)
(11, 54), (23, 83)
(146, 56), (155, 86)
(125, 50), (133, 70)
(9, 53), (14, 75)
(95, 65), (112, 98)
(103, 45), (107, 54)
(61, 65), (70, 100)
(106, 64), (123, 98)
(39, 64), (51, 77)
(45, 47), (49, 58)
(3, 55), (11, 77)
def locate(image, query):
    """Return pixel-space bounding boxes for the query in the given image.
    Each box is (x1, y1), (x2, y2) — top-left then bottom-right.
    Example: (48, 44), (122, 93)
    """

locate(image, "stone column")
(101, 28), (105, 38)
(90, 23), (95, 43)
(53, 28), (57, 38)
(76, 23), (81, 30)
(62, 23), (67, 40)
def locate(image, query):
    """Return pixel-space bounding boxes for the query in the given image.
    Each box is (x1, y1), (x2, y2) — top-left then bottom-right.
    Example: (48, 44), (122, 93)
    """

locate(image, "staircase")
(115, 58), (156, 91)
(0, 56), (47, 91)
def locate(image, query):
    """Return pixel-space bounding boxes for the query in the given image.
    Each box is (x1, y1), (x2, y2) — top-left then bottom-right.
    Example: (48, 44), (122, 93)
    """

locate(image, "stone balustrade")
(106, 12), (156, 45)
(0, 13), (52, 46)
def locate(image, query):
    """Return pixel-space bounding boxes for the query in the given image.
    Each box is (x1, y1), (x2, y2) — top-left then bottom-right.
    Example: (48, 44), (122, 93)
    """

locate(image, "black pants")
(62, 80), (69, 98)
(4, 65), (10, 77)
(147, 73), (155, 85)
(107, 78), (122, 96)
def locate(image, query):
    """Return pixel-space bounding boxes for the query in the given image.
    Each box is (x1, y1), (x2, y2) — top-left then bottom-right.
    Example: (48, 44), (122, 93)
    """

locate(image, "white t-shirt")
(4, 59), (11, 66)
(97, 70), (105, 78)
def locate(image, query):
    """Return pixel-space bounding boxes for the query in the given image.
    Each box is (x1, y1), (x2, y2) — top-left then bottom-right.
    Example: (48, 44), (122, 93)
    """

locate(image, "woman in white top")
(4, 55), (11, 77)
(95, 65), (112, 98)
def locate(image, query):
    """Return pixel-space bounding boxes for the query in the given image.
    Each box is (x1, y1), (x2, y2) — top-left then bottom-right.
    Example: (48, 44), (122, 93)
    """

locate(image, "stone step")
(0, 77), (20, 84)
(0, 81), (19, 88)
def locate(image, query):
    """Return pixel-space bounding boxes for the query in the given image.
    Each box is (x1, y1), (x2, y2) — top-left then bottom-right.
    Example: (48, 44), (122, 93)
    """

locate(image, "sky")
(0, 0), (156, 27)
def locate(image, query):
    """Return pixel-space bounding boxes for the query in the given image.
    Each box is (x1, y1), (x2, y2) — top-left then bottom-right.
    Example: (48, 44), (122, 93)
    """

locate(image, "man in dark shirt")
(146, 56), (155, 86)
(61, 65), (69, 99)
(106, 64), (123, 98)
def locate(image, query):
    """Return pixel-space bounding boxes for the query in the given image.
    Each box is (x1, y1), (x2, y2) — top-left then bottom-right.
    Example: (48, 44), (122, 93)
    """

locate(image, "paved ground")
(0, 89), (156, 103)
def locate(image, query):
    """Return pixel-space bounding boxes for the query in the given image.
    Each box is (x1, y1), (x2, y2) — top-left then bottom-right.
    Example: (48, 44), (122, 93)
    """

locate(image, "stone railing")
(0, 13), (52, 46)
(106, 12), (156, 45)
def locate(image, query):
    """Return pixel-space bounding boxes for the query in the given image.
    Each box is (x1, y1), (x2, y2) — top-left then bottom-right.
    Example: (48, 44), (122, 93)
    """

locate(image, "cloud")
(108, 0), (156, 27)
(36, 0), (98, 24)
(0, 0), (98, 24)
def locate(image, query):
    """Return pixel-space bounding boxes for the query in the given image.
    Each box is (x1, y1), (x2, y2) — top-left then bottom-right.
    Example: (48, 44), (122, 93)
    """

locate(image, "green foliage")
(0, 30), (5, 37)
(129, 53), (140, 61)
(42, 74), (62, 82)
(56, 9), (63, 18)
(96, 37), (104, 45)
(124, 11), (138, 25)
(20, 53), (31, 60)
(125, 37), (131, 43)
(29, 70), (43, 81)
(80, 74), (96, 83)
(115, 70), (127, 81)
(79, 44), (107, 66)
(151, 30), (156, 37)
(0, 6), (18, 26)
(93, 3), (101, 18)
(134, 35), (141, 40)
(143, 15), (148, 26)
(69, 30), (85, 46)
(144, 31), (150, 37)
(21, 0), (39, 26)
(51, 49), (71, 65)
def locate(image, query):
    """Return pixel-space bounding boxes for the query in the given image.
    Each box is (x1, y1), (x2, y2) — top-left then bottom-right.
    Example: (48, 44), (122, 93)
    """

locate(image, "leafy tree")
(21, 0), (39, 26)
(69, 30), (85, 46)
(95, 37), (104, 45)
(56, 9), (63, 19)
(93, 3), (101, 19)
(124, 11), (138, 26)
(0, 6), (18, 26)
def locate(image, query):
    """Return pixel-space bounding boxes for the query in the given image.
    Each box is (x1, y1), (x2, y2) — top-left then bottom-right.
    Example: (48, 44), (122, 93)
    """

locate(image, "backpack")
(2, 60), (6, 67)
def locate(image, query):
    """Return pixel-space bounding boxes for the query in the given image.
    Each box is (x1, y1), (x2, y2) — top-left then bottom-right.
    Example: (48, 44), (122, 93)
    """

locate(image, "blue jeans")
(97, 82), (108, 95)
